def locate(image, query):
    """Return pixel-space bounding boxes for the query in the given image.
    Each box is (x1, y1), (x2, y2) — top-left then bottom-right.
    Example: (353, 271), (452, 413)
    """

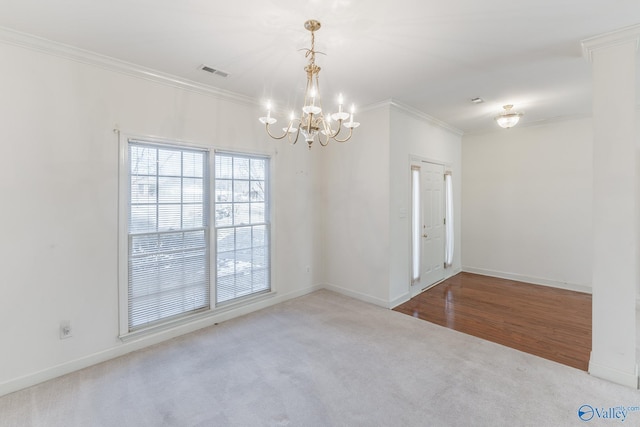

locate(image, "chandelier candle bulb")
(259, 101), (278, 125)
(258, 19), (360, 147)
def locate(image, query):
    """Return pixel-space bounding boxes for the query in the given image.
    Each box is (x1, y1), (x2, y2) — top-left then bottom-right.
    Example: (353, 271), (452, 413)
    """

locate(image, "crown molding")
(389, 99), (464, 136)
(0, 26), (256, 106)
(581, 24), (640, 62)
(362, 99), (464, 136)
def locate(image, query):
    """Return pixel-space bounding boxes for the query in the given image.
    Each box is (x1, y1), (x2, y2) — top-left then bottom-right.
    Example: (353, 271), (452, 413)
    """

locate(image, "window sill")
(118, 290), (277, 343)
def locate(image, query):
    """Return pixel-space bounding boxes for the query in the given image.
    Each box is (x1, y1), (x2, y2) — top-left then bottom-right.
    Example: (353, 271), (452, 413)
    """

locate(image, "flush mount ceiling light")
(495, 104), (523, 129)
(259, 20), (360, 149)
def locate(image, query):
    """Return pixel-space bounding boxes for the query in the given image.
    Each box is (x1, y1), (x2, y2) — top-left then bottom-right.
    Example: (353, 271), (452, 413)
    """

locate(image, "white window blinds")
(214, 152), (270, 304)
(128, 141), (210, 331)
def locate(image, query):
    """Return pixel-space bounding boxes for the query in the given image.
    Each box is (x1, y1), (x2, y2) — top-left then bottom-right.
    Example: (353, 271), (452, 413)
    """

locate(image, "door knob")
(423, 234), (428, 238)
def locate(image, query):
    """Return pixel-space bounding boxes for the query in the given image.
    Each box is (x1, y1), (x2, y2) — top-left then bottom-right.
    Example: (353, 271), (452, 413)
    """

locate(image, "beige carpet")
(1, 290), (639, 426)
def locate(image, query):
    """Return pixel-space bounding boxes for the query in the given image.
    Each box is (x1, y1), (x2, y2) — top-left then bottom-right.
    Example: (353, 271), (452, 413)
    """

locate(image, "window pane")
(158, 177), (182, 203)
(184, 230), (206, 250)
(252, 269), (269, 292)
(131, 234), (159, 256)
(158, 205), (181, 230)
(411, 167), (420, 283)
(128, 141), (209, 332)
(233, 157), (250, 180)
(216, 228), (234, 253)
(216, 274), (235, 303)
(130, 146), (157, 175)
(130, 205), (156, 233)
(216, 155), (233, 179)
(252, 246), (267, 268)
(235, 271), (252, 297)
(250, 181), (265, 201)
(253, 225), (266, 247)
(215, 203), (233, 227)
(214, 153), (270, 305)
(158, 149), (182, 176)
(183, 204), (203, 228)
(234, 180), (249, 202)
(217, 251), (235, 276)
(250, 159), (265, 180)
(236, 227), (252, 250)
(251, 203), (265, 224)
(131, 175), (156, 204)
(183, 178), (203, 204)
(159, 232), (183, 252)
(234, 203), (250, 225)
(216, 179), (232, 203)
(444, 173), (454, 267)
(183, 151), (203, 178)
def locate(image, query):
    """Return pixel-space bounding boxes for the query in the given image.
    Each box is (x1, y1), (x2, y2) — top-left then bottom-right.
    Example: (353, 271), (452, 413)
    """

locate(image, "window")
(119, 135), (272, 335)
(444, 171), (454, 267)
(126, 141), (210, 331)
(214, 152), (270, 304)
(411, 165), (421, 284)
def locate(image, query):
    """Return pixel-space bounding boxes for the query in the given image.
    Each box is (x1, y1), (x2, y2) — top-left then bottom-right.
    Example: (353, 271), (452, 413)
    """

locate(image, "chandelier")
(259, 20), (360, 149)
(495, 104), (523, 129)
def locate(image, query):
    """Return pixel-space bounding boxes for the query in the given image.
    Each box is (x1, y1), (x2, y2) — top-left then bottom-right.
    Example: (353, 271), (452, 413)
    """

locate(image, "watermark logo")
(578, 404), (640, 422)
(578, 405), (595, 421)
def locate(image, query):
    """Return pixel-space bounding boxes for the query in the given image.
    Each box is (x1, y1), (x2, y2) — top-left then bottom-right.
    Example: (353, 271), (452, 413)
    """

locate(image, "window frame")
(213, 150), (272, 306)
(410, 165), (421, 285)
(444, 171), (454, 268)
(118, 133), (214, 337)
(118, 132), (275, 339)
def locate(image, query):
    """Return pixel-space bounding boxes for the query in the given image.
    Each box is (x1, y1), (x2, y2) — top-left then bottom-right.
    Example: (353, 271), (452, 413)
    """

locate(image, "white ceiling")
(1, 0), (639, 133)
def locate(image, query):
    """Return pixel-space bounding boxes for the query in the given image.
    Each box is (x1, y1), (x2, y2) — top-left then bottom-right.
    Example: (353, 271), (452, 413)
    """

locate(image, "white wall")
(321, 105), (392, 306)
(0, 39), (320, 395)
(462, 118), (594, 292)
(321, 102), (462, 307)
(388, 104), (463, 306)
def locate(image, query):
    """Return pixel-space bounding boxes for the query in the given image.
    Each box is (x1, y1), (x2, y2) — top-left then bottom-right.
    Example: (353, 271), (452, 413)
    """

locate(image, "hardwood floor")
(393, 272), (592, 371)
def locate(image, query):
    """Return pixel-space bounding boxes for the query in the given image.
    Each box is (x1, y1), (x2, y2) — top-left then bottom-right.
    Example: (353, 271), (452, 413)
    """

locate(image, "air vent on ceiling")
(200, 65), (229, 78)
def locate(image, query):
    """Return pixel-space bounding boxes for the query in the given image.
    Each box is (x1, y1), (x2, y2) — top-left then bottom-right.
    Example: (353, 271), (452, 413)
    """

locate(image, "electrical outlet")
(60, 321), (72, 339)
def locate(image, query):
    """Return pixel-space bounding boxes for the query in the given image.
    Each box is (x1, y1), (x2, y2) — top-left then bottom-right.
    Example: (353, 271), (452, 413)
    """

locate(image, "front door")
(411, 161), (445, 297)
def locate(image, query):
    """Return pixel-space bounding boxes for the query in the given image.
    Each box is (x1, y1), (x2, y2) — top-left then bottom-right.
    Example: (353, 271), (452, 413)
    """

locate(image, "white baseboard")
(589, 354), (639, 389)
(322, 282), (391, 308)
(0, 284), (323, 398)
(387, 267), (461, 309)
(462, 266), (592, 294)
(389, 292), (411, 309)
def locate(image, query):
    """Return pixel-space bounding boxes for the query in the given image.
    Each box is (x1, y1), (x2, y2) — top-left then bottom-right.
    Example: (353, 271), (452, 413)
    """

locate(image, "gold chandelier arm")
(319, 135), (330, 146)
(287, 127), (301, 145)
(319, 124), (331, 146)
(265, 122), (291, 140)
(330, 120), (343, 139)
(331, 126), (353, 143)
